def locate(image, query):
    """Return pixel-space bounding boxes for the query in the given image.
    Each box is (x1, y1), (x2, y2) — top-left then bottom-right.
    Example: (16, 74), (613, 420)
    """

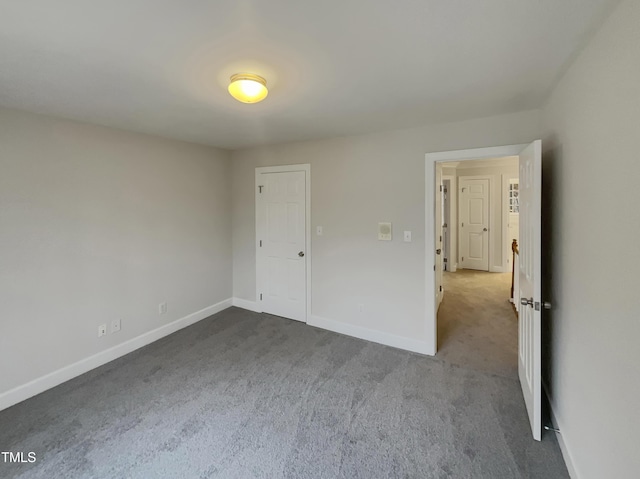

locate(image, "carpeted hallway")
(437, 270), (518, 379)
(0, 285), (568, 478)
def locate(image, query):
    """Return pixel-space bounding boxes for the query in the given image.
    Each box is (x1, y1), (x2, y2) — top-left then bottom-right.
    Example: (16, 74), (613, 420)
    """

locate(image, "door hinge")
(461, 222), (464, 227)
(439, 235), (442, 242)
(258, 185), (264, 193)
(260, 293), (263, 301)
(439, 286), (442, 292)
(259, 240), (262, 247)
(444, 258), (448, 263)
(440, 185), (443, 192)
(462, 256), (464, 261)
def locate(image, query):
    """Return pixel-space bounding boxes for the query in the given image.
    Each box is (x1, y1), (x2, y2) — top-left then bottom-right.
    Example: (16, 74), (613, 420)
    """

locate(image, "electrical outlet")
(98, 324), (107, 337)
(159, 302), (167, 315)
(111, 319), (121, 333)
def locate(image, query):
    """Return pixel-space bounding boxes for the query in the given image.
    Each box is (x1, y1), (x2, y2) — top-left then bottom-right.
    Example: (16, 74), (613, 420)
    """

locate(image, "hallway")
(437, 270), (517, 379)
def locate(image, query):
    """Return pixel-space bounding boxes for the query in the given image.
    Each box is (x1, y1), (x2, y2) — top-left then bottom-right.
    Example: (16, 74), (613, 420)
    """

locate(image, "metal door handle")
(436, 249), (441, 255)
(483, 227), (488, 231)
(520, 297), (533, 307)
(298, 251), (304, 257)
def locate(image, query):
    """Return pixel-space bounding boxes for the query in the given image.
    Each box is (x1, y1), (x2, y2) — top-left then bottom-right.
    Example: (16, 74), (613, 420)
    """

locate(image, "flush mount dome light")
(228, 73), (268, 103)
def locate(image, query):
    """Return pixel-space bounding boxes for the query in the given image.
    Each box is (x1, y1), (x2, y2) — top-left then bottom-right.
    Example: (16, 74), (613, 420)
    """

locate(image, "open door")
(518, 140), (542, 440)
(435, 164), (444, 308)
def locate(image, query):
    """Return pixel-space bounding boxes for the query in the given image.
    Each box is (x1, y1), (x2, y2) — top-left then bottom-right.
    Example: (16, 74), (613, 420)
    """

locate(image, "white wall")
(455, 160), (518, 272)
(541, 0), (640, 476)
(232, 110), (541, 352)
(0, 108), (232, 400)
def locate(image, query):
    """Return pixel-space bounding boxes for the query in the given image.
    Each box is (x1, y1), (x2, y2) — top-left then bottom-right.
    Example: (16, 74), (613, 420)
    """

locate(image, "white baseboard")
(544, 385), (579, 479)
(450, 263), (457, 272)
(0, 298), (233, 412)
(308, 315), (434, 356)
(489, 266), (506, 273)
(232, 297), (262, 313)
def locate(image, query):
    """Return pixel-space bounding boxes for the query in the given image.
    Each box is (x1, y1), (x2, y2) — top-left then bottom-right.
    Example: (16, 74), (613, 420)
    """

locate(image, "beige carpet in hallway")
(437, 269), (518, 379)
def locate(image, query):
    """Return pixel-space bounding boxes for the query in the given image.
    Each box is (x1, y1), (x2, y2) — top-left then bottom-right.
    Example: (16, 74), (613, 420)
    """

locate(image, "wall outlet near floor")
(111, 319), (121, 333)
(159, 302), (167, 315)
(98, 324), (107, 337)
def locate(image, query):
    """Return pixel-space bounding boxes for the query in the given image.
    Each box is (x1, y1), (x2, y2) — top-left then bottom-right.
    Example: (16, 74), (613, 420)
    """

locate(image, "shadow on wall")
(541, 134), (563, 407)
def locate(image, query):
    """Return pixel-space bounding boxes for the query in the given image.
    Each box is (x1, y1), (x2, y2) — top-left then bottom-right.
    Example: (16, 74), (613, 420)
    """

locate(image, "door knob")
(520, 297), (534, 307)
(298, 251), (304, 257)
(483, 227), (488, 231)
(436, 249), (441, 255)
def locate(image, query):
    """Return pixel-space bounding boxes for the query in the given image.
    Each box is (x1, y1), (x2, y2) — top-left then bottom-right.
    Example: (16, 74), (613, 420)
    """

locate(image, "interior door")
(442, 180), (450, 270)
(257, 170), (307, 322)
(518, 140), (542, 441)
(435, 165), (444, 308)
(459, 178), (490, 271)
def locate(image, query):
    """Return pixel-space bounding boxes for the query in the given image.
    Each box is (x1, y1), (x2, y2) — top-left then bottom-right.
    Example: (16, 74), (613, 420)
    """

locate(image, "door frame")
(255, 164), (312, 322)
(458, 175), (493, 272)
(425, 144), (527, 355)
(441, 175), (457, 272)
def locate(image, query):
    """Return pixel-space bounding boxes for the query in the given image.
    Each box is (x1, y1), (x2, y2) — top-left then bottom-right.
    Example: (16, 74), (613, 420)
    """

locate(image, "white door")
(442, 180), (450, 270)
(435, 165), (444, 308)
(518, 140), (542, 440)
(256, 169), (307, 322)
(459, 178), (490, 271)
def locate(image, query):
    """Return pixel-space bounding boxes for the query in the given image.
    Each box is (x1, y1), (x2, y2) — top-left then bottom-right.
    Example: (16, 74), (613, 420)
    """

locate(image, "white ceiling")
(0, 0), (617, 150)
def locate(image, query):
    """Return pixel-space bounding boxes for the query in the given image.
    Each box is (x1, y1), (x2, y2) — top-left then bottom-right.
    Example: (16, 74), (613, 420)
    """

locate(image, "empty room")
(1, 1), (638, 478)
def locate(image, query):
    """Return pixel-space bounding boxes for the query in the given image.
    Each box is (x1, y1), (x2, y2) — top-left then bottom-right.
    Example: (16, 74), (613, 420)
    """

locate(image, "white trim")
(502, 174), (509, 273)
(0, 298), (233, 411)
(425, 144), (528, 355)
(450, 262), (457, 273)
(544, 385), (579, 479)
(426, 144), (527, 163)
(255, 164), (311, 323)
(308, 315), (434, 355)
(232, 297), (262, 313)
(441, 175), (457, 272)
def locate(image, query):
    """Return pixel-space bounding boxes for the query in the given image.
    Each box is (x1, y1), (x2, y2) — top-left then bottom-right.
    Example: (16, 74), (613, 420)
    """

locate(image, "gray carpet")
(1, 299), (568, 477)
(437, 270), (518, 379)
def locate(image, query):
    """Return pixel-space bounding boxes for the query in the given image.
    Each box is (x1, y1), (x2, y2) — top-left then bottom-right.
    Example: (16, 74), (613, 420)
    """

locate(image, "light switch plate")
(378, 222), (392, 241)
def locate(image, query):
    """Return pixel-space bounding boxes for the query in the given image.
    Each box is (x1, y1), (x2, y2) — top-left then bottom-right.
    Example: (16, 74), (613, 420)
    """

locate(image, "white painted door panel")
(460, 178), (489, 271)
(259, 171), (306, 322)
(518, 140), (542, 441)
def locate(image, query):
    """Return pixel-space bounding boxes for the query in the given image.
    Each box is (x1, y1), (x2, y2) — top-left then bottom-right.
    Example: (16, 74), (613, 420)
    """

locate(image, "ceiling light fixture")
(228, 73), (268, 104)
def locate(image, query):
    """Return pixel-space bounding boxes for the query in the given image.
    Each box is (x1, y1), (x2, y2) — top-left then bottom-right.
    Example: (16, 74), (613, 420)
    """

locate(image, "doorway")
(435, 159), (518, 363)
(425, 142), (543, 441)
(255, 164), (311, 323)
